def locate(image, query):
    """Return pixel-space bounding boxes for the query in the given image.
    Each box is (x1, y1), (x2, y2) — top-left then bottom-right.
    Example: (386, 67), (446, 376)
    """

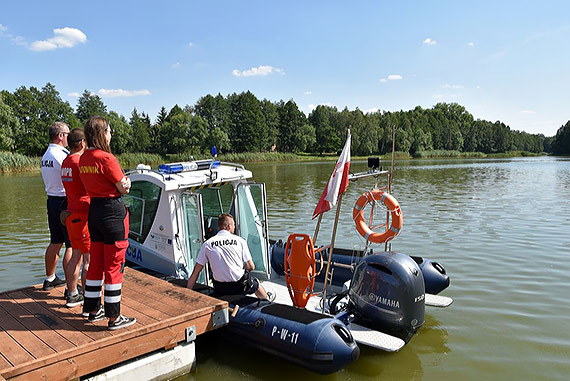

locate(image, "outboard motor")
(348, 252), (425, 342)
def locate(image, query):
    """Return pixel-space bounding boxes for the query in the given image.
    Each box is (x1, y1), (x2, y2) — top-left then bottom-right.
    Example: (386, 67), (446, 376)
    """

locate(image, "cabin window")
(236, 183), (268, 275)
(124, 181), (162, 243)
(196, 184), (234, 238)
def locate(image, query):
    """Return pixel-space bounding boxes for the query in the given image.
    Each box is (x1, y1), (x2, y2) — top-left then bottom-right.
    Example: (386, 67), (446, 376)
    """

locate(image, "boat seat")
(204, 216), (219, 239)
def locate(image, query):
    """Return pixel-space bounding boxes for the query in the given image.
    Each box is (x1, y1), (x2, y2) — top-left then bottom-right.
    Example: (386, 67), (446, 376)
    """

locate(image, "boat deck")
(0, 268), (227, 380)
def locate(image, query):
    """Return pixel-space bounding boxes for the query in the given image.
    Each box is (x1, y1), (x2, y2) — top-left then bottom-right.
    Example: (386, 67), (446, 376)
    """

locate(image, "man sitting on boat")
(186, 214), (272, 301)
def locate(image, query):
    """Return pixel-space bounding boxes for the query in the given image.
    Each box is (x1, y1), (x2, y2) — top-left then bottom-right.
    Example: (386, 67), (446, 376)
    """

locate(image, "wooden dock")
(0, 268), (228, 380)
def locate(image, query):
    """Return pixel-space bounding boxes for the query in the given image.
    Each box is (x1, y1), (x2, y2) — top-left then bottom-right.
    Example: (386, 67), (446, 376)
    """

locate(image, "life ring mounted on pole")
(352, 190), (403, 243)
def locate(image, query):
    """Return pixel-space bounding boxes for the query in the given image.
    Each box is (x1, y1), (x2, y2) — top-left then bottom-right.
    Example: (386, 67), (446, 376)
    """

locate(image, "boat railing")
(347, 169), (390, 181)
(126, 166), (168, 182)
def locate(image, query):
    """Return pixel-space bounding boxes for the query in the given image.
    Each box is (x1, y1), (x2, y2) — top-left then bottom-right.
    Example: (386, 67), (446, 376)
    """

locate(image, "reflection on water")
(2, 157), (570, 380)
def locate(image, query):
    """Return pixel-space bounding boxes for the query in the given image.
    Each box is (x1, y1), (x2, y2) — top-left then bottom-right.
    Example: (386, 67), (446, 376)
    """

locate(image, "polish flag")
(312, 130), (351, 219)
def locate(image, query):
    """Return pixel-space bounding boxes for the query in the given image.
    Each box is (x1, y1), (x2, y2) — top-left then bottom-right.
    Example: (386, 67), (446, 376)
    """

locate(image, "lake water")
(1, 157), (569, 380)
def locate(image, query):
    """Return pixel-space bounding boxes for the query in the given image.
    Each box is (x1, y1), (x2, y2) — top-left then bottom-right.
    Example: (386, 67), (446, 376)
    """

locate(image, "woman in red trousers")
(79, 116), (136, 330)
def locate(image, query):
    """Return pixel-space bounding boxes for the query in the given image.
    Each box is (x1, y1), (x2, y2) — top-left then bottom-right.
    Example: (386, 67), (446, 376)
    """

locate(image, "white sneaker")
(108, 315), (136, 330)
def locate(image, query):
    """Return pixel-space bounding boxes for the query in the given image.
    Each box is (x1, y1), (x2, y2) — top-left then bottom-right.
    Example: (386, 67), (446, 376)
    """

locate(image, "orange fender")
(284, 234), (316, 308)
(352, 190), (403, 243)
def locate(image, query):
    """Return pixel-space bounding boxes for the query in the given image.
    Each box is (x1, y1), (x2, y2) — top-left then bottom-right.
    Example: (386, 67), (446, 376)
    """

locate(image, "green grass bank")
(0, 150), (547, 173)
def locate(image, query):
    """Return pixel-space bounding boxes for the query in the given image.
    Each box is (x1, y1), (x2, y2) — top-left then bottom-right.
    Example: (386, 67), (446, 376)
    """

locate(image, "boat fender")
(353, 190), (403, 243)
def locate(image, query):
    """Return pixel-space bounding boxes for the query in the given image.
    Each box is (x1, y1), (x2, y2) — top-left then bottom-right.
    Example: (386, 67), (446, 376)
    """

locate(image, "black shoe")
(42, 275), (66, 291)
(64, 285), (82, 298)
(108, 315), (136, 330)
(87, 306), (105, 322)
(66, 293), (84, 308)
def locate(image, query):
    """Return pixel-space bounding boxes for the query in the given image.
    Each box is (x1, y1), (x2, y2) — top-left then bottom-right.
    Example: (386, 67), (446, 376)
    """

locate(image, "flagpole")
(386, 124), (396, 251)
(312, 213), (323, 244)
(321, 192), (343, 312)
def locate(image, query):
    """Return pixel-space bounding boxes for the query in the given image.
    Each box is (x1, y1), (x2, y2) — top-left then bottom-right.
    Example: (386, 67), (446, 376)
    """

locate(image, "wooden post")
(321, 193), (344, 311)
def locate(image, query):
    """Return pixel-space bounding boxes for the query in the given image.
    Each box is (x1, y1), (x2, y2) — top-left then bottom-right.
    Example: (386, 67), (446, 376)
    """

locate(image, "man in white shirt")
(41, 121), (72, 291)
(186, 214), (270, 300)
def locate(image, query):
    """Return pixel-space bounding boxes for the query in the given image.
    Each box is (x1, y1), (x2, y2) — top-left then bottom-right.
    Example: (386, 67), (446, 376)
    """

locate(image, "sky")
(1, 1), (569, 136)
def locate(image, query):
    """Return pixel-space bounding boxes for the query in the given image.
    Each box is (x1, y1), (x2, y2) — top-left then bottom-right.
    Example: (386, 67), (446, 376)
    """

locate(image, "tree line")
(1, 82), (568, 157)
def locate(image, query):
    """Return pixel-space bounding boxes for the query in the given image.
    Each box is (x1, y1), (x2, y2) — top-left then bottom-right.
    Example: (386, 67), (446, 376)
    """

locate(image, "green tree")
(0, 94), (18, 151)
(309, 105), (341, 154)
(206, 127), (231, 153)
(228, 91), (266, 152)
(108, 111), (132, 154)
(261, 99), (280, 150)
(551, 121), (570, 155)
(160, 107), (192, 154)
(4, 83), (76, 155)
(129, 108), (151, 152)
(277, 100), (308, 152)
(75, 90), (107, 123)
(194, 93), (231, 134)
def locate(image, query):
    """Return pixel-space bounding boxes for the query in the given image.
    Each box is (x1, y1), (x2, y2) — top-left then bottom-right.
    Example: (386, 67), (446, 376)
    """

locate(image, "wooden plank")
(2, 269), (227, 379)
(6, 291), (99, 346)
(3, 306), (219, 379)
(0, 331), (33, 367)
(0, 295), (74, 354)
(9, 313), (213, 380)
(0, 303), (55, 359)
(19, 288), (113, 342)
(123, 270), (219, 312)
(47, 286), (144, 335)
(120, 293), (172, 321)
(0, 353), (12, 372)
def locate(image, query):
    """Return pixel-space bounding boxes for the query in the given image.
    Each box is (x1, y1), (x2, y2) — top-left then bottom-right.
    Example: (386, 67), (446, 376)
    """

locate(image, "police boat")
(122, 149), (452, 371)
(123, 153), (359, 374)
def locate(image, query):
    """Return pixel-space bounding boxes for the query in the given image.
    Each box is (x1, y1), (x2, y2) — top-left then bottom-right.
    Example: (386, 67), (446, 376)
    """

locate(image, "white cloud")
(444, 84), (464, 89)
(304, 90), (312, 95)
(172, 62), (181, 69)
(188, 42), (194, 47)
(98, 89), (151, 98)
(67, 92), (81, 97)
(0, 24), (7, 34)
(363, 107), (379, 114)
(11, 36), (27, 46)
(380, 78), (387, 83)
(232, 65), (285, 77)
(307, 102), (333, 112)
(520, 110), (536, 115)
(387, 74), (403, 80)
(423, 38), (437, 46)
(433, 93), (458, 99)
(29, 27), (87, 51)
(467, 42), (475, 47)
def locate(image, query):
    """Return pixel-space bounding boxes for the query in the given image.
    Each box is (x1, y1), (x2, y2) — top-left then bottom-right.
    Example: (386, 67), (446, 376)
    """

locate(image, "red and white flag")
(312, 130), (351, 219)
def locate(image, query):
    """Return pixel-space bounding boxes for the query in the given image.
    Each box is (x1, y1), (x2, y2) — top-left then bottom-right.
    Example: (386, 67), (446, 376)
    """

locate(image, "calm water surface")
(1, 157), (569, 380)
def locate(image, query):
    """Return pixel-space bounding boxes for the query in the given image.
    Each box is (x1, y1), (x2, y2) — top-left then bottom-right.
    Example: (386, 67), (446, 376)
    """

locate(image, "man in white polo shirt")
(41, 121), (72, 291)
(186, 214), (272, 300)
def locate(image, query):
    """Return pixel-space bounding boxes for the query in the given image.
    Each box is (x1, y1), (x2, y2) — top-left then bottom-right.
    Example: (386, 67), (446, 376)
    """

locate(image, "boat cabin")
(124, 160), (271, 285)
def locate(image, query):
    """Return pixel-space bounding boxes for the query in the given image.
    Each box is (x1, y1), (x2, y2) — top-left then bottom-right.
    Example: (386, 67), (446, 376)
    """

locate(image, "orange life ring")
(284, 233), (316, 308)
(352, 190), (403, 243)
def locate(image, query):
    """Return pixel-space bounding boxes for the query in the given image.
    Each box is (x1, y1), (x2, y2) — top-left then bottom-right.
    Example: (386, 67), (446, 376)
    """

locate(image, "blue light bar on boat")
(158, 161), (198, 174)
